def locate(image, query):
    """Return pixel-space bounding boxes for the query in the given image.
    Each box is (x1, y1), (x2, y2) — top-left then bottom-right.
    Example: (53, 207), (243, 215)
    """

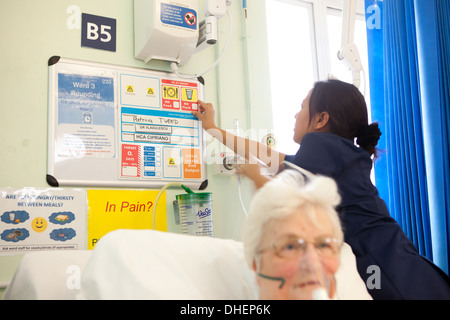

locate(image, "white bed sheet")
(4, 250), (92, 300)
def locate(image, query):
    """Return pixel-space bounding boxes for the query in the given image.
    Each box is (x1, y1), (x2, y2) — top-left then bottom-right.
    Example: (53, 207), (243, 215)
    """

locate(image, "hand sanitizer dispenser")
(134, 0), (199, 65)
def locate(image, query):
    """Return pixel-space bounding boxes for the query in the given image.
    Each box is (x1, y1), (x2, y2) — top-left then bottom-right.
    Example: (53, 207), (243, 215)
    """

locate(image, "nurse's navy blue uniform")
(285, 132), (450, 300)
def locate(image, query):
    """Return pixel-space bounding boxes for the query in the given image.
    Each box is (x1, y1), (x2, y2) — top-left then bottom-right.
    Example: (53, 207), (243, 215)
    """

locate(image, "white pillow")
(80, 230), (372, 300)
(335, 243), (373, 300)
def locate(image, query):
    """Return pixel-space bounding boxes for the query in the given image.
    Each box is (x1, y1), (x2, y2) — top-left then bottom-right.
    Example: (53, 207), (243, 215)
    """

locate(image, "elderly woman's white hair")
(241, 167), (343, 269)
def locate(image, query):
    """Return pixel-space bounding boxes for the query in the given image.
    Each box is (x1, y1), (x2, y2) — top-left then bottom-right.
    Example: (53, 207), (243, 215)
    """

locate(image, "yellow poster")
(87, 190), (167, 250)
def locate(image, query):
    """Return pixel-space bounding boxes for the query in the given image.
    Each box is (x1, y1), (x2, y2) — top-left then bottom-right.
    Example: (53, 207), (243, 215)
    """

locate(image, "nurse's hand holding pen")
(192, 100), (217, 131)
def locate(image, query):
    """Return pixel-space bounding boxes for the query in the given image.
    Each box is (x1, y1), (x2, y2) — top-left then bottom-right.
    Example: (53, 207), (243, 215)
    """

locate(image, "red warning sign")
(121, 144), (141, 177)
(185, 12), (196, 26)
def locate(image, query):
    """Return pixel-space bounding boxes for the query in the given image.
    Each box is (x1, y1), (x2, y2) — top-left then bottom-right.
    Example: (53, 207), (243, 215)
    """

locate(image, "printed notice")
(57, 74), (115, 158)
(121, 144), (141, 178)
(48, 58), (205, 189)
(121, 108), (199, 147)
(160, 3), (197, 31)
(183, 149), (202, 179)
(162, 79), (198, 111)
(0, 188), (86, 255)
(120, 107), (201, 180)
(120, 74), (160, 108)
(87, 190), (167, 250)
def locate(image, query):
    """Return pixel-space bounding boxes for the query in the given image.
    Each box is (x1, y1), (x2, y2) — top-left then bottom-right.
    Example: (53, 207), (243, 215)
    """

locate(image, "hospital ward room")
(1, 0), (450, 306)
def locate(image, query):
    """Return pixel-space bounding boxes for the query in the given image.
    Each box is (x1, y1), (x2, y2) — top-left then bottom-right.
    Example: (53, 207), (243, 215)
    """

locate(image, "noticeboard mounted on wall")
(47, 56), (207, 190)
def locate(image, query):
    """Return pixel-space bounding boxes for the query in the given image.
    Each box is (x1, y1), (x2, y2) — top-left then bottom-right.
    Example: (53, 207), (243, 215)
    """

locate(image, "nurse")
(193, 79), (450, 299)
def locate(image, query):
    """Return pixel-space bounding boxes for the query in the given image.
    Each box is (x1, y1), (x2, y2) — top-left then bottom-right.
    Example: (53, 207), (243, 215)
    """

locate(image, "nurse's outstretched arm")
(193, 101), (286, 171)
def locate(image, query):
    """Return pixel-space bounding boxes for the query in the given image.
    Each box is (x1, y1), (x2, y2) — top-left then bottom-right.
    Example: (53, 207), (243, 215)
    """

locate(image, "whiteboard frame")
(47, 56), (207, 190)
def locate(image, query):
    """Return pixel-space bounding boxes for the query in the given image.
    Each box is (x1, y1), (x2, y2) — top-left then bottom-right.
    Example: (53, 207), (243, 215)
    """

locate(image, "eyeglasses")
(258, 235), (341, 260)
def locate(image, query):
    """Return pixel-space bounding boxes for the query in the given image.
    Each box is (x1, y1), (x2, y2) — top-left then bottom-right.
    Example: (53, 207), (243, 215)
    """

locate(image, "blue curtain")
(365, 0), (450, 274)
(435, 0), (450, 275)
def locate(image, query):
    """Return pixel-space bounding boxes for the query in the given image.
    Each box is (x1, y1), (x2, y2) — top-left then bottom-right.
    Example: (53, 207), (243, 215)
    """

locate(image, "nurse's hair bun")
(356, 123), (382, 158)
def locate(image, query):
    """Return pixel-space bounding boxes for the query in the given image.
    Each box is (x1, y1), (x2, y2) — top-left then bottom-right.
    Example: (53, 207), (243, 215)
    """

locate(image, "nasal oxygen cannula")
(257, 250), (332, 300)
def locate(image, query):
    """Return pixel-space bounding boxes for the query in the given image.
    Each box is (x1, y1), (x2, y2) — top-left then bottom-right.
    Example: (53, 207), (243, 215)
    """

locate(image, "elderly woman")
(242, 169), (344, 300)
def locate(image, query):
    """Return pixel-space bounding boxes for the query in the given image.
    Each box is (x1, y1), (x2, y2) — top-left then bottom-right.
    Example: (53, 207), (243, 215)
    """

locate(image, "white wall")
(0, 0), (273, 297)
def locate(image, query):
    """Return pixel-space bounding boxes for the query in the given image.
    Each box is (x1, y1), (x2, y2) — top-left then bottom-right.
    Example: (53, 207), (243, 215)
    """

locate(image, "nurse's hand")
(192, 100), (217, 131)
(236, 162), (270, 190)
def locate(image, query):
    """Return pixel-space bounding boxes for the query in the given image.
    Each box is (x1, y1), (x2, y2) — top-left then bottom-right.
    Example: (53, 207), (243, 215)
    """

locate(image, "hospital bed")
(4, 230), (372, 300)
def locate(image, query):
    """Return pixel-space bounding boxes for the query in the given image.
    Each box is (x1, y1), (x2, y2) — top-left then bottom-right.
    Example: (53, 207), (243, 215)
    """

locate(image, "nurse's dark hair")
(309, 80), (382, 159)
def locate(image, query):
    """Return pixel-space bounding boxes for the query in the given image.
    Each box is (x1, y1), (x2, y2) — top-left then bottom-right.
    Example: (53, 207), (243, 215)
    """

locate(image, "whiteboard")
(47, 56), (207, 190)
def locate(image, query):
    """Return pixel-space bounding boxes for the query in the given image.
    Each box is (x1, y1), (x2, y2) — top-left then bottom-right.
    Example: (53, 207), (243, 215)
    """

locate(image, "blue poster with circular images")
(0, 188), (86, 254)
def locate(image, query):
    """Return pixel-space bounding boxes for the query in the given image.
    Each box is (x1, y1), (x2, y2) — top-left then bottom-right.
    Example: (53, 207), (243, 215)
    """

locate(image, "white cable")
(361, 66), (367, 98)
(171, 9), (233, 79)
(197, 10), (233, 77)
(237, 176), (248, 216)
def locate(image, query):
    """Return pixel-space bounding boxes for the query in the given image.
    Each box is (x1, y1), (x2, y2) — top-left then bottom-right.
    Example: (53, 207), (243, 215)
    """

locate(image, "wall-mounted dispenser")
(134, 0), (200, 65)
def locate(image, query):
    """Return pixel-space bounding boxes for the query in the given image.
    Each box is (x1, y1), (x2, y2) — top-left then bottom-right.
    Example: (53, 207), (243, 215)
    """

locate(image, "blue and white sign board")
(47, 57), (207, 190)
